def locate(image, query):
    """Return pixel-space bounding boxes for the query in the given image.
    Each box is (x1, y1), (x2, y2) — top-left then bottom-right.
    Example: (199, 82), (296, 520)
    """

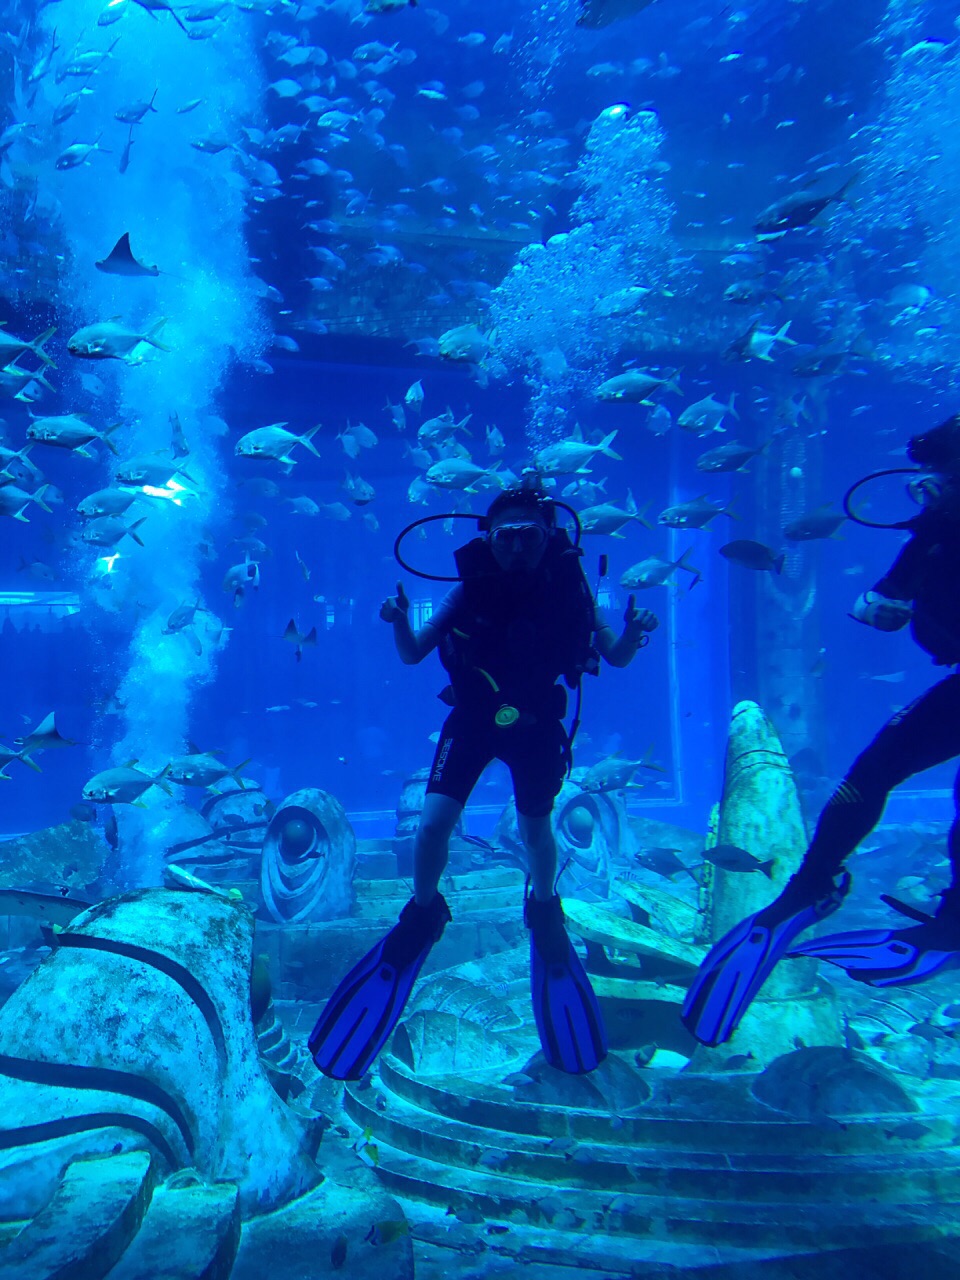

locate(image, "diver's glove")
(624, 594), (659, 643)
(850, 590), (913, 632)
(380, 580), (410, 623)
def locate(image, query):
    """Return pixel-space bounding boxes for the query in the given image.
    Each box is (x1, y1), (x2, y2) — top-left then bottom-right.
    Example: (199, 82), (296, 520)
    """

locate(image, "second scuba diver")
(683, 415), (960, 1047)
(310, 480), (659, 1078)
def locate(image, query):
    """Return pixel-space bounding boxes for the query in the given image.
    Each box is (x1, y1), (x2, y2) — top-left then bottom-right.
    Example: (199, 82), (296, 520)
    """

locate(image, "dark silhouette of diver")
(684, 415), (960, 1046)
(310, 483), (658, 1078)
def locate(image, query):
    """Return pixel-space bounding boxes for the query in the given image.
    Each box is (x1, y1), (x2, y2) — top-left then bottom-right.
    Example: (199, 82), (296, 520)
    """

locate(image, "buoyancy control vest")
(895, 504), (960, 665)
(437, 528), (600, 719)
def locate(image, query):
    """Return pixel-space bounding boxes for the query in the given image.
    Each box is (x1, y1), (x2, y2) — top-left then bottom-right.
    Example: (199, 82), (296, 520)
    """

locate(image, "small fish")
(56, 135), (111, 170)
(620, 549), (701, 590)
(81, 515), (147, 549)
(118, 125), (135, 174)
(131, 0), (188, 33)
(170, 412), (189, 459)
(883, 1120), (933, 1141)
(783, 507), (846, 541)
(724, 320), (796, 363)
(719, 540), (784, 574)
(330, 1234), (348, 1270)
(535, 431), (621, 476)
(82, 761), (173, 805)
(703, 843), (774, 876)
(166, 865), (242, 900)
(364, 1219), (409, 1246)
(754, 175), (857, 237)
(295, 550), (311, 582)
(722, 1051), (757, 1071)
(222, 556), (260, 608)
(485, 424), (505, 455)
(0, 324), (57, 368)
(633, 847), (695, 881)
(165, 748), (250, 790)
(115, 88), (159, 124)
(0, 483), (51, 522)
(577, 748), (663, 793)
(696, 441), (766, 473)
(16, 555), (56, 584)
(342, 472), (375, 506)
(595, 369), (681, 403)
(438, 324), (488, 362)
(27, 414), (121, 457)
(594, 285), (653, 316)
(77, 488), (137, 519)
(659, 495), (738, 530)
(67, 318), (169, 362)
(384, 399), (406, 431)
(678, 393), (739, 435)
(235, 423), (321, 469)
(426, 457), (502, 491)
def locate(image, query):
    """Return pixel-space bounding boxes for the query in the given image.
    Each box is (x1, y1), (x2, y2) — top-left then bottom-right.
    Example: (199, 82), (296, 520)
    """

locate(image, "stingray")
(95, 233), (159, 278)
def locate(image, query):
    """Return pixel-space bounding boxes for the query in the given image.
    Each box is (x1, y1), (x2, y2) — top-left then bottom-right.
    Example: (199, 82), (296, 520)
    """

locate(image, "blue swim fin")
(681, 872), (850, 1047)
(309, 892), (451, 1080)
(787, 895), (960, 987)
(525, 887), (607, 1074)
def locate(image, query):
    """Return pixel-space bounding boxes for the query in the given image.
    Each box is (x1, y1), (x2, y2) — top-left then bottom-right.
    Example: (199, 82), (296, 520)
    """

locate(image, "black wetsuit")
(423, 544), (599, 818)
(801, 502), (960, 911)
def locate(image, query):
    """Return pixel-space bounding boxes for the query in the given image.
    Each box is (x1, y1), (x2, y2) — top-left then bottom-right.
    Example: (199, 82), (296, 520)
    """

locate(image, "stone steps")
(103, 1182), (240, 1280)
(0, 1152), (243, 1280)
(367, 1137), (960, 1249)
(334, 1053), (960, 1251)
(344, 1069), (960, 1204)
(375, 1055), (958, 1155)
(0, 1151), (156, 1280)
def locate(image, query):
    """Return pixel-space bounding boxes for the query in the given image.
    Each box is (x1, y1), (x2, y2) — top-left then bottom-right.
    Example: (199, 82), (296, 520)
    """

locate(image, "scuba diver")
(310, 479), (658, 1079)
(683, 414), (960, 1048)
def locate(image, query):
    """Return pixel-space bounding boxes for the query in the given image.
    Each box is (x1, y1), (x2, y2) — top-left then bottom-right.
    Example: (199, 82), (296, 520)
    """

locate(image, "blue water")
(1, 0), (958, 840)
(6, 2), (960, 1274)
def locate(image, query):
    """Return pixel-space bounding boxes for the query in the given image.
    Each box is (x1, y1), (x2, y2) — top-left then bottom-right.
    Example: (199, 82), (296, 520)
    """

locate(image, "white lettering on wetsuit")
(432, 737), (453, 783)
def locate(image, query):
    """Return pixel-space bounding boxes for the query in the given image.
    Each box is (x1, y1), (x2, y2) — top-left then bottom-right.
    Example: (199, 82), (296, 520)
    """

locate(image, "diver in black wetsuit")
(682, 416), (960, 1048)
(309, 482), (658, 1079)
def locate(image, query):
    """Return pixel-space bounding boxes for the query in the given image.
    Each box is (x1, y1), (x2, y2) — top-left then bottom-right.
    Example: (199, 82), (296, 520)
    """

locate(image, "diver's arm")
(849, 538), (921, 631)
(381, 581), (452, 664)
(595, 596), (659, 668)
(850, 591), (913, 631)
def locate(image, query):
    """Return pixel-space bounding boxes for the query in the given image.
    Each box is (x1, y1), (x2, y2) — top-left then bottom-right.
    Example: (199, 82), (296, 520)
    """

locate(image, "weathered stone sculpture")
(0, 888), (322, 1219)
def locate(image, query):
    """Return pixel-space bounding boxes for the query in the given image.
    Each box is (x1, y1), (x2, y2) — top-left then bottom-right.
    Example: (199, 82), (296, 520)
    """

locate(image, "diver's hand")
(850, 591), (912, 632)
(624, 594), (659, 642)
(380, 581), (410, 623)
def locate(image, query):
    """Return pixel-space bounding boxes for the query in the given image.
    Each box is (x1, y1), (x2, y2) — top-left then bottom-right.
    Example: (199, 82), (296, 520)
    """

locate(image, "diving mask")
(489, 522), (548, 553)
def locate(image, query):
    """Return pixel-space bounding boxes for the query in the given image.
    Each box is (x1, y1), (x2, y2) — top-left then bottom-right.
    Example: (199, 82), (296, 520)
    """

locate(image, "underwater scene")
(3, 0), (960, 1276)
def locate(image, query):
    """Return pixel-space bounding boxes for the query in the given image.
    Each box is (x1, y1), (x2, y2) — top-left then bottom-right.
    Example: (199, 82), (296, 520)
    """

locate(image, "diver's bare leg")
(413, 792), (463, 905)
(518, 812), (558, 901)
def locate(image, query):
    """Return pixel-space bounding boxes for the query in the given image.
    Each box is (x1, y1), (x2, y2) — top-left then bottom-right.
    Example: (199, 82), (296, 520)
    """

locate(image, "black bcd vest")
(438, 529), (599, 717)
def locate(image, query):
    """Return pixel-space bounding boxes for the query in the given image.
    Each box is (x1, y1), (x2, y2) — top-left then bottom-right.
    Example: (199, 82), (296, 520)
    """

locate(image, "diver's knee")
(519, 813), (555, 855)
(416, 796), (461, 848)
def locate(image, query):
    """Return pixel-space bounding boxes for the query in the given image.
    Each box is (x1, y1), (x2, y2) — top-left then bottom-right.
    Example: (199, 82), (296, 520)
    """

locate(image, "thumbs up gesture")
(380, 581), (410, 623)
(624, 594), (659, 642)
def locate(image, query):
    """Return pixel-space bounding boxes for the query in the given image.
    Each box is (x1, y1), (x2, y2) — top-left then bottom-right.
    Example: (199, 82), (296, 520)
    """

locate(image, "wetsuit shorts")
(425, 708), (568, 817)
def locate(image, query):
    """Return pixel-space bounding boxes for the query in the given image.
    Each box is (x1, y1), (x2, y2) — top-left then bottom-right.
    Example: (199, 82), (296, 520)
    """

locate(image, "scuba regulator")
(843, 415), (960, 530)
